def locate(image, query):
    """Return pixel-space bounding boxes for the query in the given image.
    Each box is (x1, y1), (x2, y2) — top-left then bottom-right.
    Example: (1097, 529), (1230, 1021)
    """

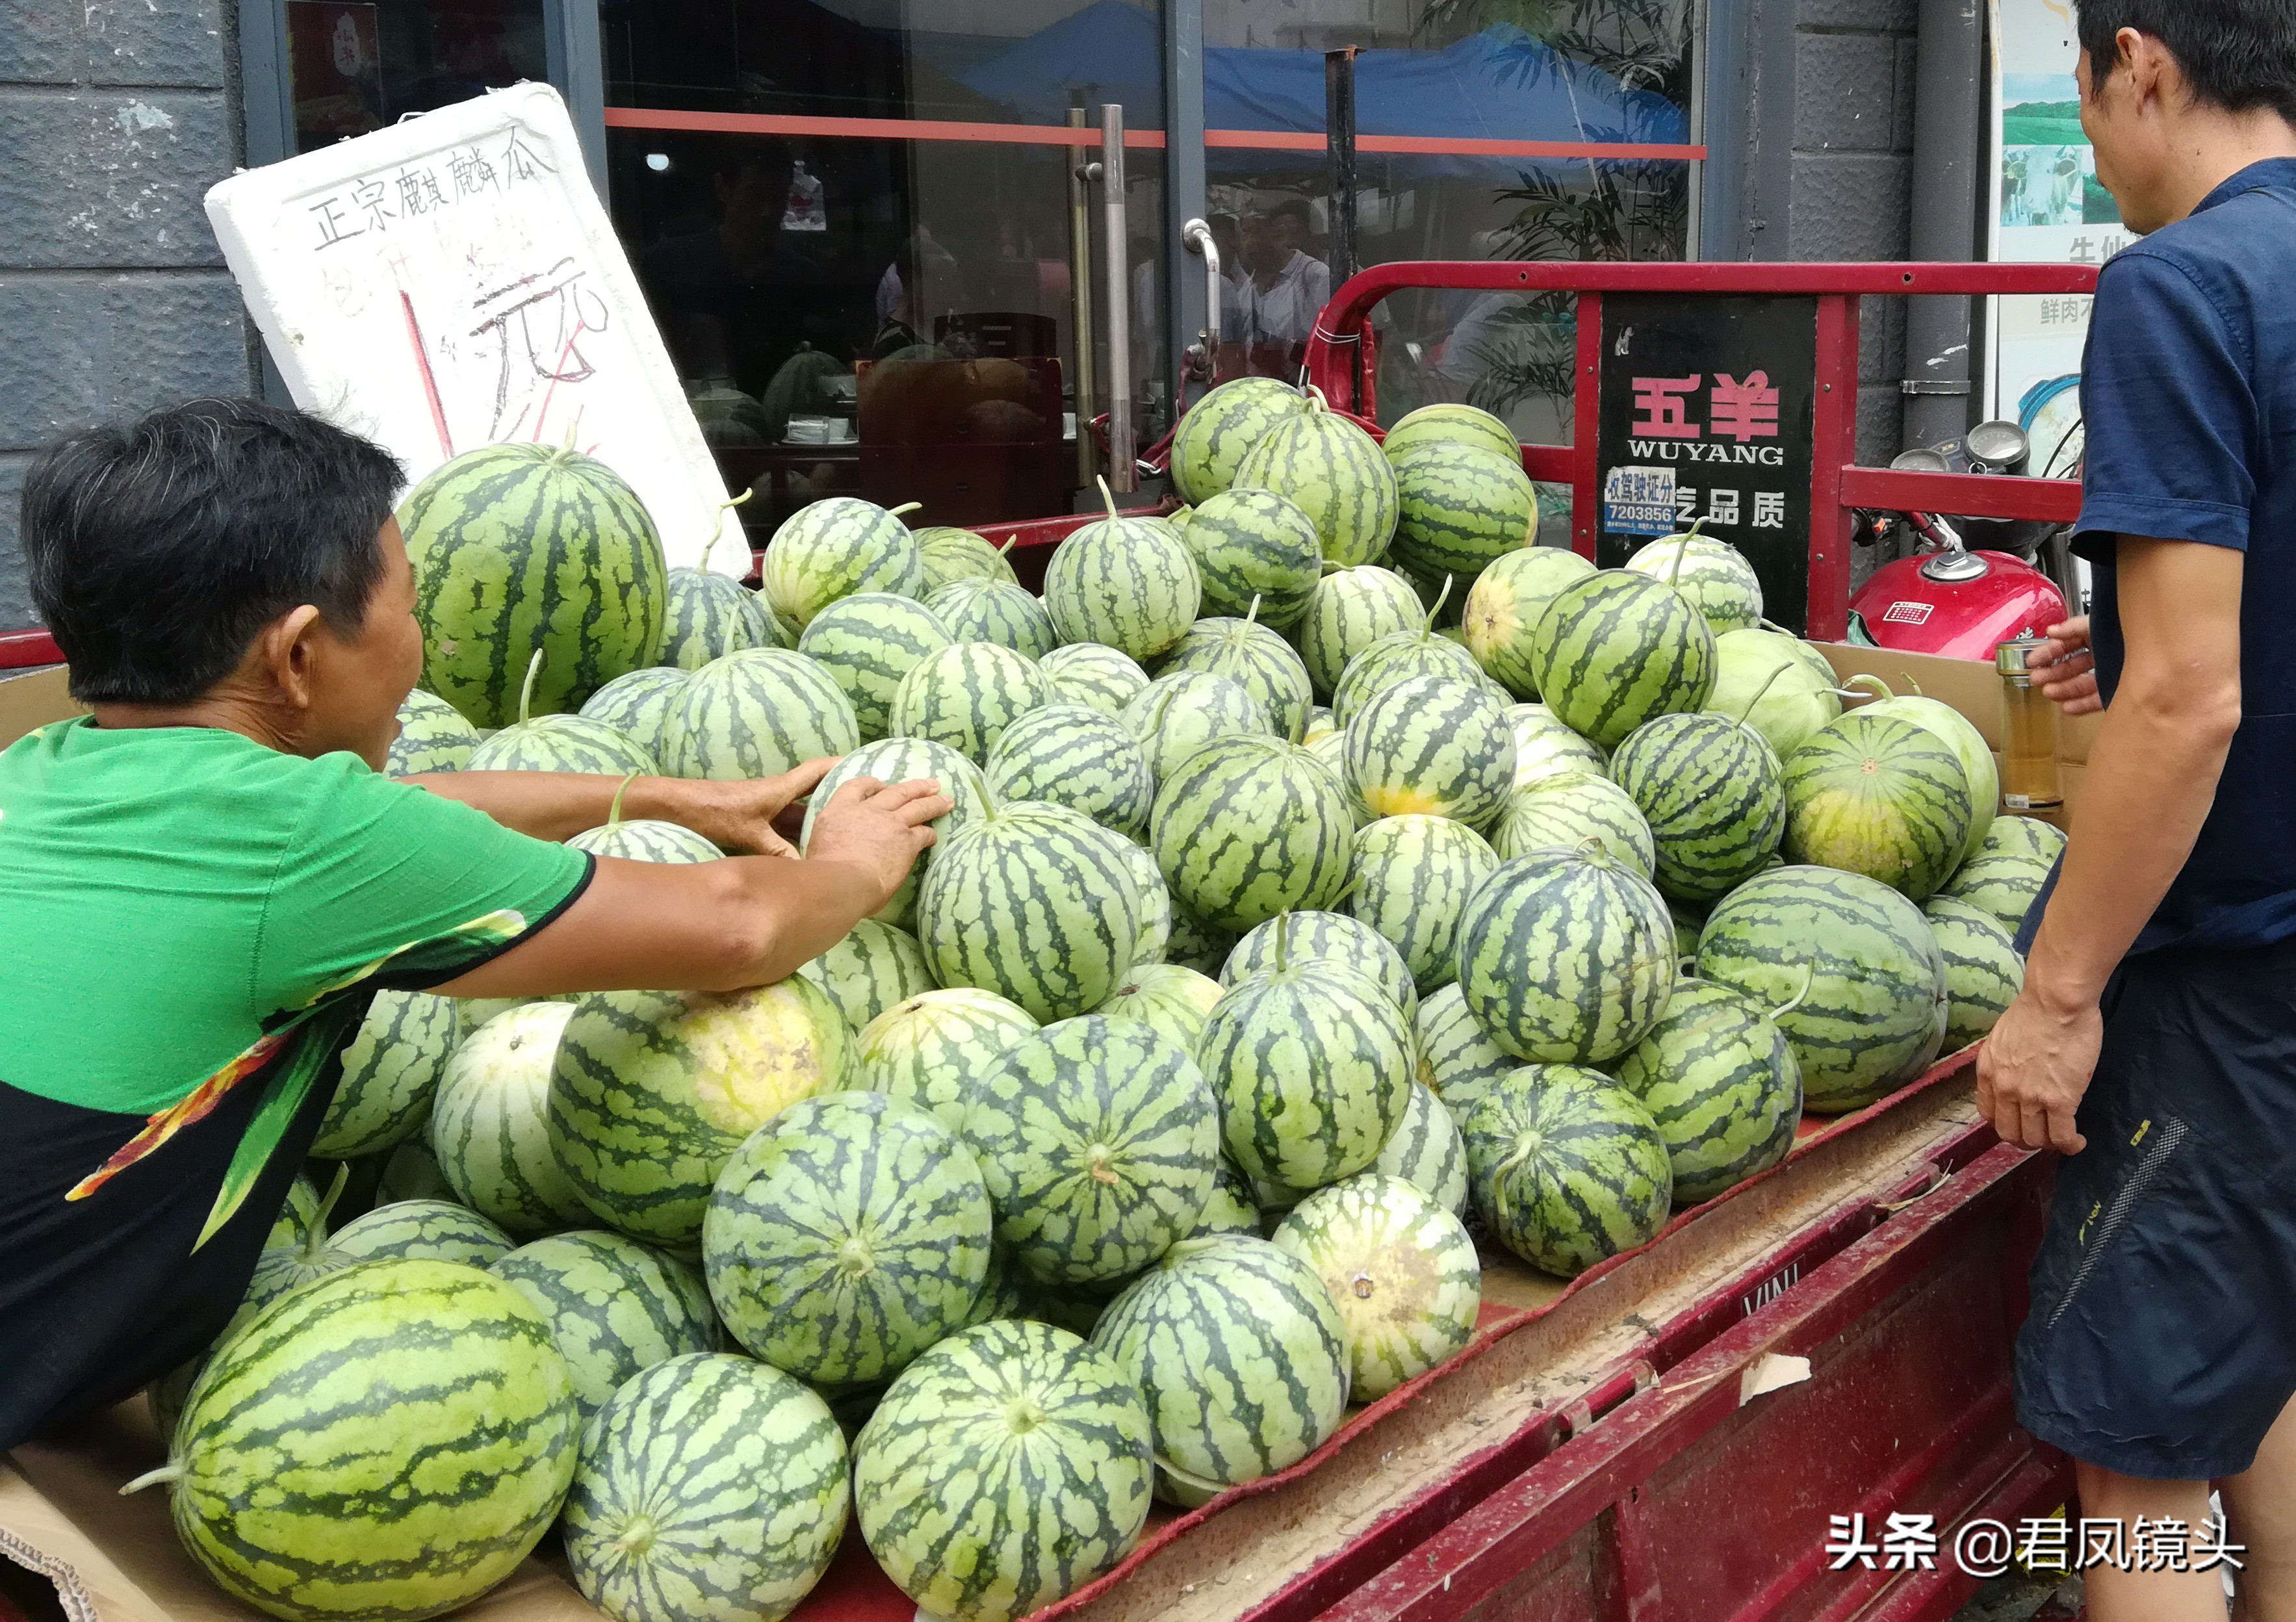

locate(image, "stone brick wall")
(0, 0), (256, 631)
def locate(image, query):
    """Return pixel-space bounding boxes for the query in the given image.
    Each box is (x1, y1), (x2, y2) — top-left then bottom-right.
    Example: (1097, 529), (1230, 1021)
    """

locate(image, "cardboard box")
(0, 667), (79, 749)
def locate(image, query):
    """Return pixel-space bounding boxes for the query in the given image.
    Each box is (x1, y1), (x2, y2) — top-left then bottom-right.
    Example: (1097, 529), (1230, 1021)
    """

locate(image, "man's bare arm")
(403, 761), (835, 853)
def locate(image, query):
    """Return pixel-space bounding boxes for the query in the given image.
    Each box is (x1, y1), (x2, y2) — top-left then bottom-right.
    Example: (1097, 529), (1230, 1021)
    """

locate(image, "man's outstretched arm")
(403, 760), (834, 854)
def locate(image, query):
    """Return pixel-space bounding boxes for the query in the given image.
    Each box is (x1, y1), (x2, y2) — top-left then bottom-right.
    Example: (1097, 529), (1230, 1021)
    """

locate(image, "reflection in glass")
(287, 0), (546, 154)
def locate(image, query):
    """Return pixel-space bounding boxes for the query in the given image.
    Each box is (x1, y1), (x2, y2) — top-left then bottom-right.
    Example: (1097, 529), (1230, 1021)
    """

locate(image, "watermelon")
(327, 1197), (511, 1267)
(431, 1001), (587, 1239)
(1413, 982), (1514, 1125)
(1696, 866), (1949, 1112)
(1462, 1066), (1672, 1276)
(853, 1320), (1153, 1622)
(548, 979), (853, 1244)
(1200, 927), (1413, 1189)
(144, 1259), (578, 1622)
(985, 704), (1155, 840)
(1302, 704), (1337, 745)
(796, 918), (936, 1032)
(1272, 1175), (1479, 1400)
(1178, 487), (1323, 630)
(1454, 846), (1677, 1064)
(1462, 547), (1597, 699)
(1853, 689), (2000, 864)
(1186, 1156), (1264, 1239)
(1610, 712), (1786, 902)
(1090, 1235), (1350, 1505)
(577, 666), (690, 759)
(1782, 711), (1972, 900)
(1612, 979), (1802, 1204)
(1038, 641), (1150, 716)
(1107, 834), (1173, 964)
(375, 1140), (456, 1206)
(923, 579), (1059, 661)
(1345, 675), (1514, 826)
(1933, 816), (2063, 934)
(402, 441), (668, 726)
(1164, 897), (1237, 977)
(1624, 534), (1764, 636)
(1371, 1082), (1471, 1217)
(662, 555), (777, 671)
(1705, 628), (1842, 760)
(1490, 769), (1657, 876)
(1096, 962), (1225, 1053)
(961, 1245), (1031, 1330)
(1527, 571), (1718, 749)
(1380, 402), (1519, 465)
(1222, 909), (1419, 1023)
(568, 815), (722, 864)
(1170, 376), (1306, 505)
(855, 987), (1038, 1135)
(1345, 815), (1498, 995)
(311, 991), (459, 1159)
(799, 737), (991, 929)
(1328, 608), (1485, 728)
(918, 525), (1021, 591)
(1043, 482), (1202, 660)
(1151, 735), (1356, 933)
(1156, 606), (1316, 743)
(468, 658), (660, 774)
(1231, 389), (1397, 566)
(1388, 443), (1538, 582)
(704, 1090), (992, 1384)
(758, 497), (925, 629)
(561, 1354), (846, 1622)
(1505, 702), (1610, 787)
(886, 640), (1050, 766)
(917, 800), (1143, 1022)
(491, 1231), (719, 1422)
(1924, 895), (2024, 1051)
(385, 689), (481, 776)
(796, 593), (953, 741)
(1296, 564), (1425, 699)
(961, 1014), (1219, 1285)
(662, 648), (858, 780)
(1122, 670), (1272, 782)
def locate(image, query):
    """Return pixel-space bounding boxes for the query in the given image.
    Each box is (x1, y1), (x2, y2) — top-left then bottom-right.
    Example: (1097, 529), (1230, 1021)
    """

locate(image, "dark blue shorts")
(2015, 935), (2296, 1480)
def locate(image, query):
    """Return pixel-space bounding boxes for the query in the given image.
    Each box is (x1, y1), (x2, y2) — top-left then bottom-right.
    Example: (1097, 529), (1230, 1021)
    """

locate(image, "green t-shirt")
(0, 716), (589, 1116)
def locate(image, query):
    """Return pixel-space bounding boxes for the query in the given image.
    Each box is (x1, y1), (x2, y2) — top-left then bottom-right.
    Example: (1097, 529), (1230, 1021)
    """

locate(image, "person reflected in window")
(1236, 200), (1332, 377)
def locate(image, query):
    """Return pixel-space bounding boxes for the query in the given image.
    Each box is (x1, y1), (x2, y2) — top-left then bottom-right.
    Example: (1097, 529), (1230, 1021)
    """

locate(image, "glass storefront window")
(285, 0), (547, 154)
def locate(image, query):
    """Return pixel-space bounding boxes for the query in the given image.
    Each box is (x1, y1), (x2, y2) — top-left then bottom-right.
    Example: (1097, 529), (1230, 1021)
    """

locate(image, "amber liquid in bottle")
(1996, 637), (2063, 810)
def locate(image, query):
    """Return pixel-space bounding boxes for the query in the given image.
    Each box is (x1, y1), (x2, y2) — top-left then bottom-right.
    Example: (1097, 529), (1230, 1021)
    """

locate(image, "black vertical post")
(1324, 47), (1360, 286)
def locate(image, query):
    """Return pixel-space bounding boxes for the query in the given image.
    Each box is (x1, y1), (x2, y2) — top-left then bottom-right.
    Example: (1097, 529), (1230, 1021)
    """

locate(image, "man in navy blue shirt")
(1982, 5), (2296, 1617)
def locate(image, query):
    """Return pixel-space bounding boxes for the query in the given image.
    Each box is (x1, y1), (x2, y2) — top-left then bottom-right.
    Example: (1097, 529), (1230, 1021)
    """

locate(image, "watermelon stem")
(305, 1161), (351, 1260)
(697, 487), (757, 576)
(1733, 660), (1794, 724)
(120, 1463), (185, 1496)
(1662, 519), (1707, 589)
(1302, 384), (1328, 415)
(516, 649), (545, 728)
(1840, 673), (1894, 705)
(1421, 574), (1454, 635)
(888, 502), (923, 520)
(1094, 476), (1120, 522)
(1772, 964), (1816, 1021)
(606, 771), (640, 829)
(999, 534), (1019, 556)
(1273, 909), (1292, 973)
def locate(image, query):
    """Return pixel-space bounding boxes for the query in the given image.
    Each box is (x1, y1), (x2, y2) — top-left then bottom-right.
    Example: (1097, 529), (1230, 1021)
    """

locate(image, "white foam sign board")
(205, 83), (739, 571)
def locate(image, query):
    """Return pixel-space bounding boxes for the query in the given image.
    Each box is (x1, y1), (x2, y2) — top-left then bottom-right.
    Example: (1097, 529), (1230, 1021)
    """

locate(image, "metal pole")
(1100, 103), (1137, 493)
(541, 0), (608, 198)
(1164, 0), (1209, 409)
(1902, 0), (1985, 447)
(1324, 47), (1360, 286)
(1182, 217), (1222, 384)
(1066, 99), (1099, 489)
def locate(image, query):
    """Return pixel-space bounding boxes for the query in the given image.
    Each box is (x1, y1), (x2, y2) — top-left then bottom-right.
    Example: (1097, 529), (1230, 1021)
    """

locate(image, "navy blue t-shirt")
(2072, 157), (2296, 955)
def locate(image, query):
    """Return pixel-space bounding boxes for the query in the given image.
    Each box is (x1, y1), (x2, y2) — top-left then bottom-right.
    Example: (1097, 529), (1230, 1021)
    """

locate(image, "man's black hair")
(1269, 197), (1314, 228)
(2076, 0), (2296, 122)
(23, 398), (404, 705)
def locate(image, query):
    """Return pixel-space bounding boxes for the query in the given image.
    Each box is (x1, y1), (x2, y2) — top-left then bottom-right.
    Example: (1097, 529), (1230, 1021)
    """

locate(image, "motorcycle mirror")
(1965, 419), (2030, 473)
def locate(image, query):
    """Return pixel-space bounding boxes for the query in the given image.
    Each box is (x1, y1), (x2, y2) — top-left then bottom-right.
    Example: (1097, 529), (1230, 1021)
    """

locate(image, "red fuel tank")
(1848, 550), (2070, 662)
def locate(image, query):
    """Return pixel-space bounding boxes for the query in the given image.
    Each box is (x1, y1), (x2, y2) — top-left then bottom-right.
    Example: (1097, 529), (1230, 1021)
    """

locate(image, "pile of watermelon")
(146, 382), (2054, 1622)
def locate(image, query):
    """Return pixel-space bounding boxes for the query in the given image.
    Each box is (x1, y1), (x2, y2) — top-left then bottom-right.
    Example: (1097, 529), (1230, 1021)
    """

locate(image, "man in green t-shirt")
(0, 398), (953, 1448)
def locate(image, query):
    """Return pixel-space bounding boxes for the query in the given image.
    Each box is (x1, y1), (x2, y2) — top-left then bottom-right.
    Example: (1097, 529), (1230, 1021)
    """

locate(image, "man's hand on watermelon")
(406, 757), (836, 856)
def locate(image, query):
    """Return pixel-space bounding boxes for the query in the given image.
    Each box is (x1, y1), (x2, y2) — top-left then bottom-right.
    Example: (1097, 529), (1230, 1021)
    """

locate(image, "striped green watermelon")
(1612, 979), (1802, 1204)
(1107, 834), (1173, 964)
(1491, 769), (1657, 875)
(1462, 1066), (1672, 1275)
(577, 667), (690, 762)
(1152, 735), (1355, 932)
(663, 649), (858, 781)
(1164, 897), (1238, 977)
(311, 992), (459, 1159)
(796, 593), (953, 742)
(146, 1259), (577, 1622)
(854, 987), (1038, 1135)
(917, 525), (1020, 591)
(797, 918), (936, 1033)
(1272, 1175), (1478, 1399)
(469, 657), (660, 774)
(1345, 675), (1514, 826)
(1455, 846), (1677, 1064)
(854, 1320), (1153, 1622)
(491, 1231), (719, 1422)
(1038, 641), (1151, 716)
(1933, 816), (2063, 934)
(568, 816), (723, 864)
(1505, 702), (1610, 787)
(1329, 608), (1485, 728)
(374, 1140), (456, 1206)
(1201, 931), (1413, 1189)
(1782, 712), (1972, 900)
(1399, 558), (1467, 629)
(1924, 895), (2024, 1051)
(1669, 898), (1707, 959)
(1345, 815), (1497, 995)
(1122, 670), (1272, 782)
(1156, 606), (1315, 743)
(1232, 390), (1397, 566)
(1372, 1081), (1471, 1217)
(758, 498), (925, 629)
(1461, 548), (1597, 700)
(961, 1014), (1218, 1285)
(1389, 443), (1538, 582)
(1044, 485), (1201, 661)
(1302, 704), (1337, 745)
(431, 1001), (587, 1238)
(799, 737), (991, 929)
(704, 1090), (992, 1384)
(1296, 564), (1425, 699)
(1696, 866), (1949, 1112)
(1179, 487), (1324, 629)
(1624, 534), (1763, 637)
(1381, 402), (1518, 465)
(1610, 712), (1786, 902)
(961, 1244), (1031, 1330)
(1090, 1235), (1350, 1505)
(385, 689), (481, 776)
(886, 640), (1050, 765)
(561, 1354), (847, 1622)
(1705, 628), (1842, 760)
(985, 704), (1155, 839)
(1097, 962), (1225, 1053)
(1222, 908), (1419, 1023)
(1855, 690), (2000, 865)
(1171, 377), (1307, 505)
(330, 1200), (515, 1268)
(548, 979), (853, 1244)
(201, 1169), (361, 1354)
(402, 441), (668, 726)
(1187, 1156), (1263, 1239)
(924, 579), (1059, 661)
(1528, 571), (1718, 749)
(1413, 983), (1514, 1126)
(662, 557), (777, 671)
